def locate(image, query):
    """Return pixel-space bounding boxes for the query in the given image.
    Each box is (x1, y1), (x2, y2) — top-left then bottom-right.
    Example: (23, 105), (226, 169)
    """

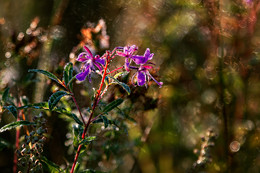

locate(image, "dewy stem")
(70, 53), (110, 173)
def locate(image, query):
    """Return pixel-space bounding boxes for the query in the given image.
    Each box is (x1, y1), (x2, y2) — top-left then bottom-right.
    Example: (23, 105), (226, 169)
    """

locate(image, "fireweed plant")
(69, 45), (162, 172)
(1, 45), (162, 172)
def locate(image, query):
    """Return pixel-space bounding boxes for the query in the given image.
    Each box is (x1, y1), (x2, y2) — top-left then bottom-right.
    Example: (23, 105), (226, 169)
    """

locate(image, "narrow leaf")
(41, 156), (61, 173)
(54, 108), (83, 126)
(0, 121), (35, 133)
(73, 125), (84, 149)
(63, 62), (74, 87)
(103, 98), (124, 113)
(114, 71), (128, 79)
(28, 69), (62, 85)
(67, 76), (76, 88)
(18, 103), (83, 126)
(79, 136), (96, 145)
(48, 91), (70, 110)
(4, 105), (18, 118)
(18, 102), (49, 110)
(92, 115), (115, 128)
(117, 82), (131, 95)
(92, 118), (104, 124)
(74, 162), (80, 173)
(104, 76), (109, 86)
(102, 116), (109, 128)
(2, 87), (10, 103)
(107, 76), (131, 95)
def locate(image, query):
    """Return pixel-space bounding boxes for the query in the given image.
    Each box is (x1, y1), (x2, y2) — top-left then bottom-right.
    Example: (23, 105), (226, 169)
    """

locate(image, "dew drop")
(230, 141), (240, 152)
(5, 52), (11, 58)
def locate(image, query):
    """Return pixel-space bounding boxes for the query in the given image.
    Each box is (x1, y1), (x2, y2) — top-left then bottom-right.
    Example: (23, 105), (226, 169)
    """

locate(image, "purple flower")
(132, 48), (154, 65)
(116, 45), (138, 71)
(130, 48), (162, 87)
(132, 65), (163, 88)
(76, 46), (105, 82)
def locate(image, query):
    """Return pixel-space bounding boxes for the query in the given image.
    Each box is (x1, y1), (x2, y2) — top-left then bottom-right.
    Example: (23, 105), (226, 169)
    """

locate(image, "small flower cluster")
(75, 45), (163, 88)
(17, 113), (47, 172)
(193, 129), (216, 169)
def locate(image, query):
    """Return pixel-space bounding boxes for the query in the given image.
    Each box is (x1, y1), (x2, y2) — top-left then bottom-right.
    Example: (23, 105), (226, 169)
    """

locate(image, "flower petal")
(147, 71), (163, 88)
(94, 62), (103, 71)
(95, 58), (105, 65)
(137, 71), (146, 86)
(76, 70), (88, 81)
(124, 58), (130, 71)
(131, 72), (137, 86)
(76, 52), (90, 62)
(116, 51), (126, 57)
(143, 65), (153, 69)
(130, 45), (138, 52)
(132, 55), (148, 65)
(83, 46), (94, 59)
(144, 49), (154, 60)
(76, 66), (91, 81)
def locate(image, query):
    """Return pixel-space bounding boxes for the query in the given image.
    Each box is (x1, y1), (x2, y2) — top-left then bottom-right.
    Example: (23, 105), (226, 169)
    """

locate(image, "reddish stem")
(70, 54), (110, 173)
(107, 66), (124, 75)
(13, 103), (22, 173)
(71, 94), (87, 126)
(63, 82), (87, 126)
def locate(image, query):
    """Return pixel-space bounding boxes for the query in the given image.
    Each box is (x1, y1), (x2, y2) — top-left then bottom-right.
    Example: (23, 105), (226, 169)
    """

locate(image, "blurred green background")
(1, 0), (260, 172)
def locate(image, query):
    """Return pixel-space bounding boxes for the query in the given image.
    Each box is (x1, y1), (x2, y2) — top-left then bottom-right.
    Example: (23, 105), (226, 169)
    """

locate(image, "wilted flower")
(116, 45), (138, 71)
(76, 46), (105, 82)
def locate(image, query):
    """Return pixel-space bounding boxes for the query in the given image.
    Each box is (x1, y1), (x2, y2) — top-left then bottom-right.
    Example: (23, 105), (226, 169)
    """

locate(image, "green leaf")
(21, 96), (29, 105)
(107, 76), (131, 95)
(104, 76), (109, 85)
(18, 102), (49, 110)
(79, 136), (96, 145)
(102, 115), (109, 128)
(73, 125), (84, 149)
(54, 108), (83, 126)
(0, 121), (35, 133)
(92, 118), (103, 124)
(18, 102), (83, 126)
(117, 82), (131, 95)
(48, 91), (70, 110)
(92, 115), (114, 128)
(63, 62), (74, 88)
(74, 162), (80, 173)
(41, 156), (61, 173)
(114, 71), (128, 79)
(67, 76), (76, 88)
(2, 87), (10, 103)
(28, 69), (62, 85)
(4, 105), (18, 118)
(103, 98), (124, 113)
